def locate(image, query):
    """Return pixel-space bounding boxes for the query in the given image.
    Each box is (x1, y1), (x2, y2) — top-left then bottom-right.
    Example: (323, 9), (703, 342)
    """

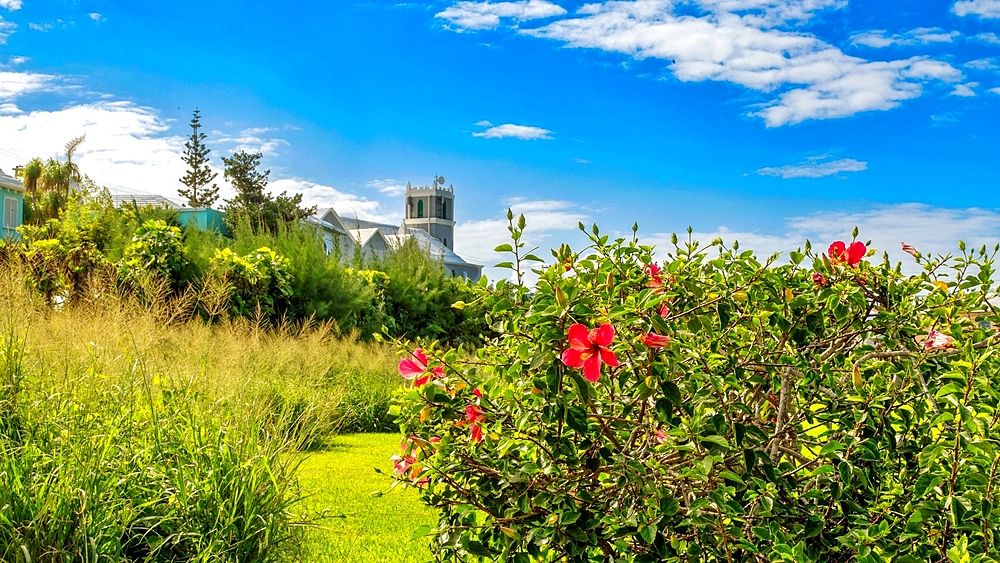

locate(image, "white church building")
(306, 177), (482, 280)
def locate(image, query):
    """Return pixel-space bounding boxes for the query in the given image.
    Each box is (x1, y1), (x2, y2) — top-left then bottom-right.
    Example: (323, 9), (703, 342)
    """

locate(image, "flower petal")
(398, 358), (423, 379)
(848, 241), (867, 266)
(583, 353), (602, 383)
(561, 348), (586, 369)
(600, 347), (620, 367)
(413, 349), (428, 366)
(470, 425), (484, 444)
(592, 323), (615, 347)
(828, 241), (846, 263)
(567, 323), (591, 350)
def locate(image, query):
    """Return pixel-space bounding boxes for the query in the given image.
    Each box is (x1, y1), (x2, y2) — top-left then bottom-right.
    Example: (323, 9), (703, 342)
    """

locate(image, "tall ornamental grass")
(0, 268), (395, 562)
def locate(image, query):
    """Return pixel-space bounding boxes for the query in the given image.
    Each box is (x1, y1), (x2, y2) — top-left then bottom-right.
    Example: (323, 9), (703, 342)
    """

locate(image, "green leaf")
(566, 406), (590, 435)
(820, 441), (845, 456)
(494, 244), (513, 253)
(718, 470), (745, 485)
(410, 524), (431, 540)
(661, 381), (682, 408)
(560, 511), (581, 525)
(638, 524), (656, 544)
(700, 435), (731, 450)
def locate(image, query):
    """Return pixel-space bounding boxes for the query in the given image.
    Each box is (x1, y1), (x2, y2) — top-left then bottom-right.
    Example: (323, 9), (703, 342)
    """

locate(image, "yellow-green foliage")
(210, 246), (293, 320)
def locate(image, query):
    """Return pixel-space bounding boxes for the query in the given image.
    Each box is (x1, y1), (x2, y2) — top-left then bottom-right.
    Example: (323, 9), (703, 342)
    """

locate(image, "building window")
(3, 197), (16, 229)
(442, 201), (447, 219)
(443, 238), (447, 248)
(417, 200), (424, 218)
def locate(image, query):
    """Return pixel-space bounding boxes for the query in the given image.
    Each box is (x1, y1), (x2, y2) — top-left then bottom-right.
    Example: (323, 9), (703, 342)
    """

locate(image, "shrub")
(377, 237), (488, 347)
(210, 247), (293, 321)
(118, 219), (190, 290)
(393, 218), (1000, 563)
(230, 223), (374, 330)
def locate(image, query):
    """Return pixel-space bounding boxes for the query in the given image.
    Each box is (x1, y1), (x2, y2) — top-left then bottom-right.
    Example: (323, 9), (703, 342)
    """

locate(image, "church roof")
(308, 208), (349, 235)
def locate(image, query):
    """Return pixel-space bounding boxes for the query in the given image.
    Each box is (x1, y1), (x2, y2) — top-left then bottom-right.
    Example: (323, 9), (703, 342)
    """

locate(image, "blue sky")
(1, 0), (1000, 275)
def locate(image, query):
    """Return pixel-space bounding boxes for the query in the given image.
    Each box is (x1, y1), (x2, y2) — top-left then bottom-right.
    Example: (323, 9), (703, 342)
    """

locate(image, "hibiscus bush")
(391, 215), (1000, 563)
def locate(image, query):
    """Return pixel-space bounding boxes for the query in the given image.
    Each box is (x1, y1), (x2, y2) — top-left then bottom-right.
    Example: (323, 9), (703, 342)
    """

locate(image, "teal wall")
(178, 208), (228, 236)
(0, 186), (24, 240)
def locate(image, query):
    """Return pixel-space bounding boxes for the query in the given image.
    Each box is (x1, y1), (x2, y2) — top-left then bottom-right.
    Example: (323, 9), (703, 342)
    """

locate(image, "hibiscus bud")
(555, 286), (568, 308)
(901, 242), (918, 258)
(852, 365), (863, 390)
(643, 332), (671, 348)
(606, 272), (615, 292)
(658, 303), (670, 319)
(812, 272), (828, 288)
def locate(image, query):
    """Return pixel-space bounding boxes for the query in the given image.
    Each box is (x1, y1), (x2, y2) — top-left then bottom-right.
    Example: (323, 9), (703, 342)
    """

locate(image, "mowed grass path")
(298, 434), (435, 562)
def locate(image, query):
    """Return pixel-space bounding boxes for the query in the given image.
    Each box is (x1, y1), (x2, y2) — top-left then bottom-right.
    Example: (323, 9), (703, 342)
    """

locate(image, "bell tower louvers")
(403, 176), (456, 250)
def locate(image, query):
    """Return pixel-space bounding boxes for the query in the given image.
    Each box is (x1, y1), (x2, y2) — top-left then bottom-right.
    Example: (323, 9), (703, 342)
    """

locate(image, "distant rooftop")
(106, 185), (183, 209)
(0, 168), (24, 192)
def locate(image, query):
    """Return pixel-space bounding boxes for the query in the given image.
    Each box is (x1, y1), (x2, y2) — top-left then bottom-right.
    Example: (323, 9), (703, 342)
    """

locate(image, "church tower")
(403, 176), (456, 250)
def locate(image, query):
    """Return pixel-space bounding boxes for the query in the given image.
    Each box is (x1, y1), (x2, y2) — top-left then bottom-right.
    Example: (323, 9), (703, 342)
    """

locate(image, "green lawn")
(297, 433), (435, 562)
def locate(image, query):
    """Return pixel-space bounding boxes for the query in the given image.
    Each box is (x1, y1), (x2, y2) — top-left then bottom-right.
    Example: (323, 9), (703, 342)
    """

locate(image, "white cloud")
(455, 198), (588, 280)
(0, 101), (193, 199)
(437, 0), (567, 30)
(688, 0), (845, 27)
(366, 178), (408, 196)
(756, 156), (867, 179)
(214, 127), (289, 157)
(472, 123), (553, 139)
(0, 102), (20, 114)
(275, 178), (398, 224)
(850, 27), (959, 48)
(976, 32), (1000, 44)
(645, 203), (1000, 273)
(951, 82), (978, 96)
(990, 87), (1000, 94)
(0, 70), (62, 101)
(88, 13), (105, 23)
(473, 119), (493, 127)
(28, 22), (52, 32)
(0, 0), (22, 10)
(0, 16), (15, 43)
(965, 58), (998, 70)
(439, 0), (962, 126)
(954, 0), (1000, 18)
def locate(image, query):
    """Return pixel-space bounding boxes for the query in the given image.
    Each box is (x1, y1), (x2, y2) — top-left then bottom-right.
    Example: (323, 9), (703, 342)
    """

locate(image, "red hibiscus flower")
(924, 330), (956, 351)
(658, 303), (670, 319)
(645, 263), (665, 292)
(812, 272), (828, 288)
(828, 241), (866, 267)
(561, 323), (620, 383)
(901, 242), (918, 258)
(643, 332), (671, 348)
(398, 349), (443, 386)
(464, 404), (487, 444)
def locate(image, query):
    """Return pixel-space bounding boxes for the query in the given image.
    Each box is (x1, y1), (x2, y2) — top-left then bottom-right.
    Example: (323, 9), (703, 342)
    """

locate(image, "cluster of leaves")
(394, 216), (1000, 563)
(379, 237), (492, 347)
(118, 219), (191, 290)
(210, 247), (293, 320)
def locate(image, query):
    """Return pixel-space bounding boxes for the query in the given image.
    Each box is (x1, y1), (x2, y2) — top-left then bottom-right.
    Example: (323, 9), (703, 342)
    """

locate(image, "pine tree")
(178, 109), (219, 208)
(222, 150), (316, 234)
